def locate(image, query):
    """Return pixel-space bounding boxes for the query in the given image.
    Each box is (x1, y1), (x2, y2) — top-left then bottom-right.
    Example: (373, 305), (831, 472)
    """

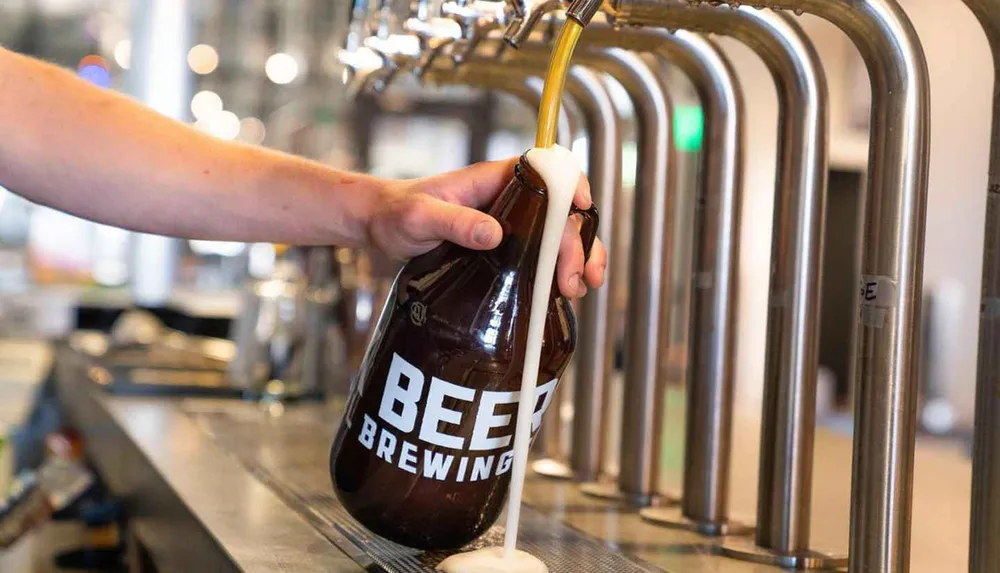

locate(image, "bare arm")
(0, 47), (424, 247)
(0, 47), (606, 296)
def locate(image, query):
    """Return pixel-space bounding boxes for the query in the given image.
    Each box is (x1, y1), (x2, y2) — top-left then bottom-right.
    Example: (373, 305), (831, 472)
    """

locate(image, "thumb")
(403, 196), (503, 251)
(420, 157), (519, 207)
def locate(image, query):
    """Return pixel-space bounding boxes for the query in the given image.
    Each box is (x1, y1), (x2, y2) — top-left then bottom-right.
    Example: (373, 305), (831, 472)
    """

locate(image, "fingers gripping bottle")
(330, 153), (598, 549)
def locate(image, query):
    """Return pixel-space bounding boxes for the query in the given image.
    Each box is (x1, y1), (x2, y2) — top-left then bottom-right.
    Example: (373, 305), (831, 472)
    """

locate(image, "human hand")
(367, 158), (607, 299)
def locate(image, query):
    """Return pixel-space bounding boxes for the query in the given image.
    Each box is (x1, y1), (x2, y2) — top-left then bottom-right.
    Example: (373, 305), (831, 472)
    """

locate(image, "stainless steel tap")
(594, 4), (836, 564)
(570, 47), (674, 506)
(481, 2), (740, 517)
(503, 0), (605, 46)
(583, 24), (745, 521)
(611, 1), (931, 572)
(440, 0), (509, 62)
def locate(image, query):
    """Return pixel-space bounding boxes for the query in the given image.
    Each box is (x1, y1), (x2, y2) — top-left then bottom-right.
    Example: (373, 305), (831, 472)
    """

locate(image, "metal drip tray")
(187, 405), (660, 573)
(66, 332), (241, 398)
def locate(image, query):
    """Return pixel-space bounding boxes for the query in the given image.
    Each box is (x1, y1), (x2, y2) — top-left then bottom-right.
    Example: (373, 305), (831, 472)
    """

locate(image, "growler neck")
(489, 157), (553, 257)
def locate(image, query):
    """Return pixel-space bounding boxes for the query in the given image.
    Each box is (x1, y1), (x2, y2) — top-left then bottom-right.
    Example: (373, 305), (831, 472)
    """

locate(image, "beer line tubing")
(577, 48), (673, 503)
(535, 19), (583, 148)
(612, 1), (932, 571)
(962, 2), (1000, 572)
(583, 24), (743, 530)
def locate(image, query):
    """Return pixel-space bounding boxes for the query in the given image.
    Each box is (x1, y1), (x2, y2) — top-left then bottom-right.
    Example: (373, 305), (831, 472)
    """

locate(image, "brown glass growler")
(329, 154), (598, 550)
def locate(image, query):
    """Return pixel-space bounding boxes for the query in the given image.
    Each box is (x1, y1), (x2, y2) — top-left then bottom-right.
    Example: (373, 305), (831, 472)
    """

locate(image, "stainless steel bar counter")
(52, 341), (973, 573)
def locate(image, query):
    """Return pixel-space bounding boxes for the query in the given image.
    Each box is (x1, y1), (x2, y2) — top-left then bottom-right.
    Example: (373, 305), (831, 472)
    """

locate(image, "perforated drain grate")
(189, 406), (661, 573)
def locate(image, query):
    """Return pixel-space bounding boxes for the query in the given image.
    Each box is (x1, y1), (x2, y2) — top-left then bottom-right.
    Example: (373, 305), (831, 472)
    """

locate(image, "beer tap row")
(232, 1), (996, 572)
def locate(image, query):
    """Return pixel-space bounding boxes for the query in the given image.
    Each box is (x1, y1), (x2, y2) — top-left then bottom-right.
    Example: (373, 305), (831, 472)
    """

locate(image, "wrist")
(351, 174), (400, 249)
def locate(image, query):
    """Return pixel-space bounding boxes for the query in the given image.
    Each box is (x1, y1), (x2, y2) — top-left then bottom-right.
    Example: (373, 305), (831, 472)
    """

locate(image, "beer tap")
(577, 24), (745, 515)
(588, 5), (837, 565)
(502, 0), (604, 46)
(439, 0), (509, 62)
(405, 18), (463, 77)
(502, 0), (564, 47)
(496, 5), (745, 513)
(569, 47), (674, 506)
(339, 0), (398, 94)
(961, 3), (1000, 573)
(612, 2), (931, 572)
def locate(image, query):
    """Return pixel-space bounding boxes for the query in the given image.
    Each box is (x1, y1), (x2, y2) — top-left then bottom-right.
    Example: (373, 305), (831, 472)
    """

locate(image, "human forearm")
(0, 47), (383, 245)
(0, 48), (607, 297)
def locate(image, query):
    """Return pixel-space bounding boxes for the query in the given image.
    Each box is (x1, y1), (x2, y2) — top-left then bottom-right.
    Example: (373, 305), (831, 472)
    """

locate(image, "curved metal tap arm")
(613, 1), (929, 571)
(582, 25), (744, 529)
(604, 4), (832, 561)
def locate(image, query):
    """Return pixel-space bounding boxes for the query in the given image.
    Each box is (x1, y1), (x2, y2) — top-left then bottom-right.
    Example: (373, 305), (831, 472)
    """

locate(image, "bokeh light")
(187, 44), (219, 75)
(113, 40), (131, 69)
(190, 90), (223, 120)
(189, 240), (245, 257)
(238, 117), (266, 145)
(77, 55), (111, 89)
(196, 111), (241, 141)
(78, 65), (111, 88)
(78, 54), (107, 70)
(265, 53), (299, 85)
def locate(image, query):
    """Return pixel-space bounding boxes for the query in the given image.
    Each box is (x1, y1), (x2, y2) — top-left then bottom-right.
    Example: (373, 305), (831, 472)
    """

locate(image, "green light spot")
(314, 106), (338, 124)
(674, 105), (704, 152)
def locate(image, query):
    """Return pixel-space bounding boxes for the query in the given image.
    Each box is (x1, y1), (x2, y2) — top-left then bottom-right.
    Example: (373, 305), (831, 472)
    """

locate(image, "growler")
(329, 154), (597, 549)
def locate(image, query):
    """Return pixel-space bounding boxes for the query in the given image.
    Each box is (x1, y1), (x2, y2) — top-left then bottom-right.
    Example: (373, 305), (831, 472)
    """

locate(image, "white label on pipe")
(858, 275), (896, 329)
(858, 275), (896, 308)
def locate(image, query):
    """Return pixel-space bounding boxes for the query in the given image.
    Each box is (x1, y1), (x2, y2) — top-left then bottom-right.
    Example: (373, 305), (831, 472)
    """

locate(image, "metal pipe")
(610, 5), (836, 562)
(486, 4), (744, 516)
(581, 24), (745, 532)
(718, 10), (829, 562)
(570, 48), (673, 505)
(499, 21), (733, 509)
(613, 1), (931, 571)
(961, 3), (1000, 572)
(564, 66), (623, 483)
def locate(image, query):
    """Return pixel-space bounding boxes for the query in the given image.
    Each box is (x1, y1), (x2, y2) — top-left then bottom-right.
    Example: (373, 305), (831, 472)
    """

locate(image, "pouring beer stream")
(437, 14), (589, 573)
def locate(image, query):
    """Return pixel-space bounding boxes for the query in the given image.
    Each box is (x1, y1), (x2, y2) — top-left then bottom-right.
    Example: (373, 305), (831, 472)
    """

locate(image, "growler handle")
(570, 203), (600, 262)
